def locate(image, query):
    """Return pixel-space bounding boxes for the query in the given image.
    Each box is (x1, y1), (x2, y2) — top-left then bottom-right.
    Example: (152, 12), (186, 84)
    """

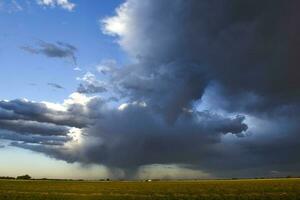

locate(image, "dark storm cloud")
(0, 120), (69, 136)
(10, 141), (80, 162)
(0, 97), (93, 146)
(1, 131), (70, 146)
(99, 0), (300, 176)
(21, 40), (77, 65)
(112, 61), (208, 123)
(81, 108), (247, 170)
(8, 101), (247, 174)
(0, 99), (88, 128)
(103, 0), (300, 120)
(77, 83), (107, 94)
(0, 98), (91, 146)
(2, 0), (300, 178)
(48, 83), (64, 89)
(198, 114), (300, 178)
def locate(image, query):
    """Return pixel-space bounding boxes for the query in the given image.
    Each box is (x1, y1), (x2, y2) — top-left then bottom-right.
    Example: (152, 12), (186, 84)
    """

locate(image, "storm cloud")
(7, 98), (247, 177)
(99, 0), (300, 177)
(102, 0), (300, 119)
(0, 98), (92, 128)
(0, 120), (69, 136)
(1, 0), (300, 178)
(0, 95), (93, 147)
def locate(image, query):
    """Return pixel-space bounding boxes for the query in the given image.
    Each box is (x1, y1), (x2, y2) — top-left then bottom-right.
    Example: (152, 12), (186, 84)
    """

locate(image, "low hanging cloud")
(37, 0), (75, 11)
(21, 41), (77, 65)
(0, 97), (90, 128)
(0, 120), (69, 136)
(1, 131), (71, 146)
(3, 95), (247, 177)
(1, 0), (300, 178)
(0, 93), (94, 147)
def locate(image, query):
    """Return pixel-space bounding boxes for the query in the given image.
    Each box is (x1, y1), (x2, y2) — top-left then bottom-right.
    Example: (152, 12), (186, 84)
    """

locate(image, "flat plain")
(0, 178), (300, 200)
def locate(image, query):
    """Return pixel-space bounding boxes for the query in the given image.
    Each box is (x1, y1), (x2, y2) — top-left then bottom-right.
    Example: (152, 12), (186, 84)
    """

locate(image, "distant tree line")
(0, 176), (15, 180)
(0, 175), (31, 180)
(16, 175), (31, 180)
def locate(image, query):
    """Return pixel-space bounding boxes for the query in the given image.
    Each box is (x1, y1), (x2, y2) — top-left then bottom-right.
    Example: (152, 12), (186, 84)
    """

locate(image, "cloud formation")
(102, 0), (300, 120)
(1, 0), (300, 178)
(76, 72), (107, 94)
(21, 41), (77, 65)
(2, 95), (247, 177)
(37, 0), (75, 11)
(0, 93), (97, 150)
(0, 96), (92, 128)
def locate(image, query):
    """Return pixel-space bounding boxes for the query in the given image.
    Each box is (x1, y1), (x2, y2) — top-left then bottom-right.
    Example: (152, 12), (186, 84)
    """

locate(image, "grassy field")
(0, 178), (300, 200)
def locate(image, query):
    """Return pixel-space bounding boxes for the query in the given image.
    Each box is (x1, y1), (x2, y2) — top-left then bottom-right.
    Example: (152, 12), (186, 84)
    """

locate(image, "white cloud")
(43, 92), (96, 111)
(77, 72), (104, 88)
(77, 72), (97, 84)
(101, 2), (129, 36)
(37, 0), (75, 11)
(118, 103), (129, 111)
(73, 67), (82, 71)
(64, 92), (95, 106)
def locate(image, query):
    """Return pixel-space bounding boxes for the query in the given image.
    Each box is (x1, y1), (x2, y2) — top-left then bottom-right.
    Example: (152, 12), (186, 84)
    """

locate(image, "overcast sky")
(0, 0), (299, 179)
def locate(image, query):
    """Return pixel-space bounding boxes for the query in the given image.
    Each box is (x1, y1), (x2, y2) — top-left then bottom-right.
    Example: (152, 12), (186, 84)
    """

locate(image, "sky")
(0, 0), (300, 179)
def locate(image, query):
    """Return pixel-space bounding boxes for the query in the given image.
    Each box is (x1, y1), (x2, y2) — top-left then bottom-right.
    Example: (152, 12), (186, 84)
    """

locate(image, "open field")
(0, 178), (300, 200)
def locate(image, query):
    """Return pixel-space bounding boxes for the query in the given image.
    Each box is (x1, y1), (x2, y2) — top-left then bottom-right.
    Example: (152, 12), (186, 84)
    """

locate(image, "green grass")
(0, 178), (300, 200)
